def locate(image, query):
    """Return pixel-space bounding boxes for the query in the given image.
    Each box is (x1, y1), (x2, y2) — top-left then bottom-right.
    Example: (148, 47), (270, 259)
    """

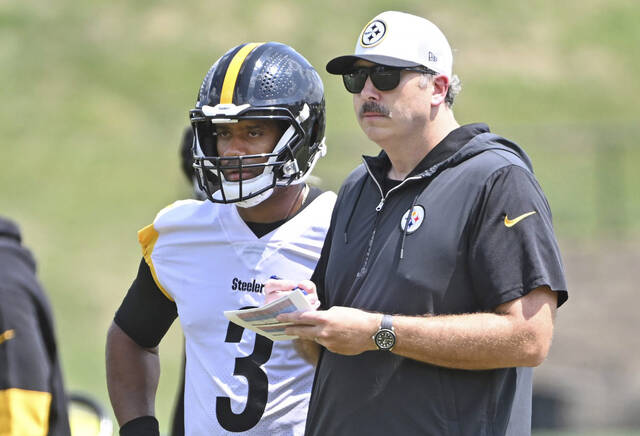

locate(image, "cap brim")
(326, 54), (420, 74)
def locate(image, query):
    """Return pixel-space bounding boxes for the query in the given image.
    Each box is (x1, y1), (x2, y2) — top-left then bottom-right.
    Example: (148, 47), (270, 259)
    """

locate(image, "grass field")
(2, 0), (639, 433)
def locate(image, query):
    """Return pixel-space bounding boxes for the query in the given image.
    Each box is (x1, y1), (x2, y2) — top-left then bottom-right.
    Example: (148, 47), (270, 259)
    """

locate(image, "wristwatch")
(372, 314), (396, 351)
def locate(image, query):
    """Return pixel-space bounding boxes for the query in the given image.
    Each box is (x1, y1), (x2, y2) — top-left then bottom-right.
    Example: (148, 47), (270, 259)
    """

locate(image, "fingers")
(284, 325), (319, 342)
(264, 278), (320, 306)
(264, 278), (297, 293)
(277, 309), (322, 324)
(280, 308), (368, 354)
(277, 311), (324, 344)
(294, 280), (320, 308)
(304, 293), (320, 310)
(297, 280), (317, 294)
(264, 278), (298, 304)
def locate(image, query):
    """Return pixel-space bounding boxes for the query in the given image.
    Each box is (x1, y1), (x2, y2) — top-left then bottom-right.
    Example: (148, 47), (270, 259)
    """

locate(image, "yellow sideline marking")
(220, 42), (264, 104)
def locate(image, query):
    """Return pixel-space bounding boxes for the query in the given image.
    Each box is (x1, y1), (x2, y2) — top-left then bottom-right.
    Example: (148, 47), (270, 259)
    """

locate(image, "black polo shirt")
(307, 124), (567, 436)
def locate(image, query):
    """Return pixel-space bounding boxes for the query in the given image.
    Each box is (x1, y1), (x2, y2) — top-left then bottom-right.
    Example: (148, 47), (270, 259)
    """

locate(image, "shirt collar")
(363, 123), (491, 181)
(409, 123), (491, 176)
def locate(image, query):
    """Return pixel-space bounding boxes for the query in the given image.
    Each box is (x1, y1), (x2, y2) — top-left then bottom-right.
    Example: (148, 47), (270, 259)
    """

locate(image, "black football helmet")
(190, 42), (326, 207)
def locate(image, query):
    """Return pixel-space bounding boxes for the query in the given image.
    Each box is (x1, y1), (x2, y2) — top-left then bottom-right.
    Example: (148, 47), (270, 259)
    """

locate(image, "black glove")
(119, 416), (160, 436)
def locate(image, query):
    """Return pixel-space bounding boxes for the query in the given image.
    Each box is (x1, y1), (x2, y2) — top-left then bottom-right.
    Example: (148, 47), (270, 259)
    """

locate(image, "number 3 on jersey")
(216, 306), (274, 432)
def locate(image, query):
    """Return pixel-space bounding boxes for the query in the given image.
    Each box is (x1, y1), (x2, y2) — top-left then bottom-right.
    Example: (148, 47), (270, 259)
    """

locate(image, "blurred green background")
(2, 0), (639, 434)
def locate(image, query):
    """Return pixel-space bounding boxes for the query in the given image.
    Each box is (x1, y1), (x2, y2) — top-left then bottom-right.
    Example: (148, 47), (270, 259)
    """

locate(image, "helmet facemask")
(191, 103), (324, 207)
(190, 42), (326, 207)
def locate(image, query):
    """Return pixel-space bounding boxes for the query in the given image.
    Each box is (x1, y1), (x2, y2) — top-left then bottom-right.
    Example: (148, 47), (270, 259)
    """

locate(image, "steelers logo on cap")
(360, 20), (386, 47)
(400, 205), (425, 234)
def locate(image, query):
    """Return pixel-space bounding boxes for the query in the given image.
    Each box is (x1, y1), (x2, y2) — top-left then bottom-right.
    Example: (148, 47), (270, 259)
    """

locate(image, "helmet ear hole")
(203, 167), (220, 192)
(308, 118), (321, 153)
(196, 122), (217, 156)
(298, 117), (323, 172)
(193, 161), (221, 202)
(274, 120), (290, 148)
(180, 127), (195, 184)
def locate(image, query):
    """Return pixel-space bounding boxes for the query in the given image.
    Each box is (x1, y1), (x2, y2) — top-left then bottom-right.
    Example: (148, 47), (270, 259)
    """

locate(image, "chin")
(360, 125), (392, 144)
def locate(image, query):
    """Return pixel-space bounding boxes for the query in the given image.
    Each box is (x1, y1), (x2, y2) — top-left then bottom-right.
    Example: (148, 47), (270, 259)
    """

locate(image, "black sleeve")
(120, 415), (160, 436)
(0, 239), (70, 436)
(0, 284), (51, 392)
(114, 258), (178, 348)
(311, 187), (342, 308)
(468, 165), (568, 310)
(310, 225), (332, 308)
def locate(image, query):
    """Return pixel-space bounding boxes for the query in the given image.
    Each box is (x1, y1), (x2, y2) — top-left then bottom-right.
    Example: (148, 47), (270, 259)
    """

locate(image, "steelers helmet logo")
(360, 20), (386, 47)
(400, 206), (425, 234)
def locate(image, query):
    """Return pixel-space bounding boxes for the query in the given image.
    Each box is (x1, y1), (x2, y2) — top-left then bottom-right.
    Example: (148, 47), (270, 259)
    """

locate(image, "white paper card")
(224, 289), (312, 341)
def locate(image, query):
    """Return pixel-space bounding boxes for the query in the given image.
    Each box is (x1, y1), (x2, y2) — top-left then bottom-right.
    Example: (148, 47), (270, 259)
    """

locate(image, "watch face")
(375, 329), (396, 350)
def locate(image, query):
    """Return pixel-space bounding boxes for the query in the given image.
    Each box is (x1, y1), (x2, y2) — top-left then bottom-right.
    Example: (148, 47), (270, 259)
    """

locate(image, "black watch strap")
(381, 314), (393, 330)
(373, 314), (396, 351)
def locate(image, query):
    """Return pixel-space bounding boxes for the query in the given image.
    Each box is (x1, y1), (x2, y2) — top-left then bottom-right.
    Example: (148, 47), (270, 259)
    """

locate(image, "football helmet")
(190, 42), (326, 207)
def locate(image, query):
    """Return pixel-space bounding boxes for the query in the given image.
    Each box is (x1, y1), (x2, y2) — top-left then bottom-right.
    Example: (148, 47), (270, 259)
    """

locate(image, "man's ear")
(431, 75), (449, 106)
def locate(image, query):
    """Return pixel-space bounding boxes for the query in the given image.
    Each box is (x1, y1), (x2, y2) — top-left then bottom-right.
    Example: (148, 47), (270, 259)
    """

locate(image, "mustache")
(359, 101), (390, 117)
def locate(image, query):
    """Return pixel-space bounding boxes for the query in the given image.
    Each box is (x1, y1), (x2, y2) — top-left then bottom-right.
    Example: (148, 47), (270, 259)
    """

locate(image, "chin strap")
(234, 188), (274, 208)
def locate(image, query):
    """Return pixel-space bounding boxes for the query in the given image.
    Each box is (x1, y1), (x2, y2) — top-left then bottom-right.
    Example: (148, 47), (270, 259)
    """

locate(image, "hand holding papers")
(224, 289), (313, 341)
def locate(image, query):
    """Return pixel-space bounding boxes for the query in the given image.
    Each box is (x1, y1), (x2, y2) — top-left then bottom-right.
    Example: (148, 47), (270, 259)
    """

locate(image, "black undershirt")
(380, 177), (402, 196)
(114, 185), (324, 348)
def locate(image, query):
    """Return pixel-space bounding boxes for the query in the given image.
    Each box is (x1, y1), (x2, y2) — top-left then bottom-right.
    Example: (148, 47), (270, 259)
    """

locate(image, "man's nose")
(221, 136), (247, 157)
(359, 76), (381, 100)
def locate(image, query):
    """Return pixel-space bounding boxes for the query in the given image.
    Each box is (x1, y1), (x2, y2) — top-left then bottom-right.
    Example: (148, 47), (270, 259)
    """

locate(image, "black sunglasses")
(342, 65), (435, 94)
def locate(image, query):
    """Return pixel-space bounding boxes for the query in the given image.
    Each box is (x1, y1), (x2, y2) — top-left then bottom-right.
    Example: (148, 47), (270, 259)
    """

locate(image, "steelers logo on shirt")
(400, 206), (425, 234)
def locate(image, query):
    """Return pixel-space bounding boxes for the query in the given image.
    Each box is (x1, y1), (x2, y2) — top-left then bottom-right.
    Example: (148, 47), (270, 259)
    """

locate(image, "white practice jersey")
(138, 192), (336, 435)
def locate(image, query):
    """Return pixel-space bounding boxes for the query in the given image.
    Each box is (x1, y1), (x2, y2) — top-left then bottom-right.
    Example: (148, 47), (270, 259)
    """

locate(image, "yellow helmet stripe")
(220, 42), (264, 104)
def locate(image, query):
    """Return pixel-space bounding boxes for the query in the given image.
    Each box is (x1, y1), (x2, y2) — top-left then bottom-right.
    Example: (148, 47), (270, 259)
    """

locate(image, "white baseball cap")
(326, 11), (453, 79)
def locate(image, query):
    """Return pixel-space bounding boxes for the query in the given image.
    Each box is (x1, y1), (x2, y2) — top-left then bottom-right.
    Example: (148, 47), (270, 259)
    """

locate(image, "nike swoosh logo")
(0, 329), (15, 345)
(504, 211), (537, 227)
